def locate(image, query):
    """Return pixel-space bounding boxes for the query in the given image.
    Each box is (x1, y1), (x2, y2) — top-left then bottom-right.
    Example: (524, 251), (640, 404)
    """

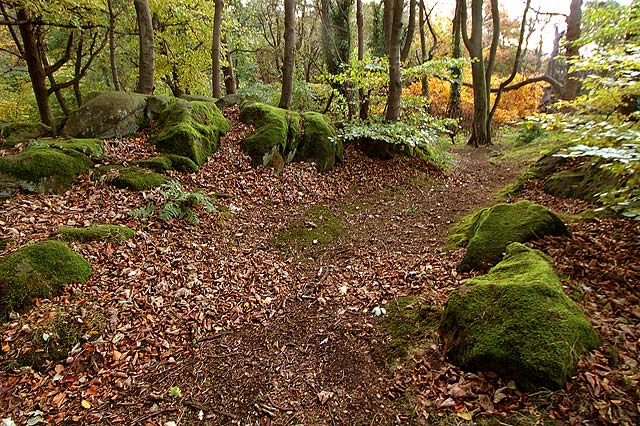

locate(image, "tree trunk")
(459, 0), (491, 146)
(107, 0), (122, 91)
(357, 0), (368, 119)
(222, 35), (237, 95)
(212, 0), (223, 98)
(278, 0), (295, 109)
(134, 0), (155, 94)
(561, 0), (582, 101)
(447, 0), (462, 119)
(400, 0), (416, 62)
(385, 0), (404, 121)
(17, 8), (54, 130)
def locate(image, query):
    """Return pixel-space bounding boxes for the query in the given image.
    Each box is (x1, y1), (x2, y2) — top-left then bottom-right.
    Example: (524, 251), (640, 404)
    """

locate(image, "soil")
(0, 109), (638, 425)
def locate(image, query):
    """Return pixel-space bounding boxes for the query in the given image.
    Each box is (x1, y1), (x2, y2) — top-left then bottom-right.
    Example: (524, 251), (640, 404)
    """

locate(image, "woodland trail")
(2, 111), (638, 424)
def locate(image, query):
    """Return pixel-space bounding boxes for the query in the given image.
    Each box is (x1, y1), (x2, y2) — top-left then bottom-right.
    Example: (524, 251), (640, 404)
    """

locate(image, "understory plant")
(129, 180), (217, 223)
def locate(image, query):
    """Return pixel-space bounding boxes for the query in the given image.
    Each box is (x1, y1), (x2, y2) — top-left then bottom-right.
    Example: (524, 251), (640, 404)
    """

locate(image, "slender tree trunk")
(459, 0), (490, 146)
(385, 0), (404, 121)
(73, 34), (84, 105)
(212, 0), (223, 98)
(448, 1), (462, 119)
(134, 0), (155, 94)
(222, 34), (237, 95)
(17, 8), (54, 130)
(561, 0), (582, 101)
(357, 0), (368, 119)
(278, 0), (295, 109)
(107, 0), (122, 91)
(400, 0), (416, 62)
(383, 0), (393, 53)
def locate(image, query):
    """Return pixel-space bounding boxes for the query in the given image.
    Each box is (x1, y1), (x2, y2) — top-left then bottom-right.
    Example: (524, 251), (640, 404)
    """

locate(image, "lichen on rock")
(62, 91), (149, 138)
(0, 240), (92, 317)
(440, 242), (599, 391)
(449, 200), (570, 272)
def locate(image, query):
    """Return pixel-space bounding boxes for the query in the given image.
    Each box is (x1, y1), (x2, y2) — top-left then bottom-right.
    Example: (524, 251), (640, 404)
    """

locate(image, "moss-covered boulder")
(295, 112), (343, 172)
(134, 154), (198, 173)
(145, 95), (172, 120)
(31, 138), (104, 159)
(93, 165), (169, 191)
(240, 103), (301, 168)
(0, 146), (92, 195)
(52, 225), (136, 243)
(451, 200), (570, 272)
(150, 99), (229, 166)
(0, 122), (49, 147)
(440, 243), (599, 390)
(0, 240), (92, 317)
(63, 91), (148, 138)
(215, 94), (243, 109)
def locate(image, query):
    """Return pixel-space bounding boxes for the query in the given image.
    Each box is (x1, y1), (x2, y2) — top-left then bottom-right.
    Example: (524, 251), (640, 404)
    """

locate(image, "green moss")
(240, 103), (289, 166)
(450, 200), (570, 272)
(295, 112), (342, 172)
(31, 137), (104, 158)
(273, 205), (345, 250)
(0, 146), (92, 193)
(134, 154), (199, 173)
(440, 243), (599, 391)
(0, 121), (49, 147)
(15, 307), (106, 370)
(52, 225), (136, 243)
(0, 240), (92, 317)
(94, 165), (169, 191)
(150, 99), (229, 165)
(385, 296), (440, 364)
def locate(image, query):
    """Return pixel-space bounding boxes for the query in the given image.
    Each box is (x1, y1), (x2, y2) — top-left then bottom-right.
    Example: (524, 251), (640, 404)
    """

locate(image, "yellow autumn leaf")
(456, 411), (472, 421)
(81, 400), (92, 409)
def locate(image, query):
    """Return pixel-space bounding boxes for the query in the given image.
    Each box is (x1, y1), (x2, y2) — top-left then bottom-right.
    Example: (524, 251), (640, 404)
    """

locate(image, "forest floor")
(0, 108), (638, 425)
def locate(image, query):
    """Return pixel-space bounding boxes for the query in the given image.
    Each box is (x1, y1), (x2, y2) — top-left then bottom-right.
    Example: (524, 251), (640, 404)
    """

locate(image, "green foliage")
(555, 144), (640, 218)
(95, 166), (169, 191)
(0, 240), (92, 318)
(515, 119), (545, 146)
(334, 116), (455, 169)
(128, 180), (217, 224)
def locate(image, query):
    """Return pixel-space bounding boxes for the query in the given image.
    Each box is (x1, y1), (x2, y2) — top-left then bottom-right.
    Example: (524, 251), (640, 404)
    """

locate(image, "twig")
(133, 407), (178, 424)
(184, 399), (240, 419)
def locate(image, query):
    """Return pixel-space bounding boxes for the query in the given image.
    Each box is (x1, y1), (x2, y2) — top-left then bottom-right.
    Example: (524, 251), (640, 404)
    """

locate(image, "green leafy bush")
(516, 119), (545, 145)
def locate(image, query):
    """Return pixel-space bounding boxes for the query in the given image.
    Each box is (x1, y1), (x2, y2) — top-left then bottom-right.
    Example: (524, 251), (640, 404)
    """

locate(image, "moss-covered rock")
(215, 94), (243, 108)
(94, 165), (169, 191)
(134, 154), (199, 173)
(440, 243), (599, 390)
(31, 138), (104, 159)
(145, 95), (172, 120)
(0, 146), (92, 194)
(240, 103), (301, 168)
(62, 91), (149, 138)
(296, 112), (343, 172)
(0, 240), (92, 317)
(450, 200), (570, 272)
(385, 296), (440, 364)
(52, 225), (136, 243)
(150, 99), (229, 165)
(0, 122), (49, 147)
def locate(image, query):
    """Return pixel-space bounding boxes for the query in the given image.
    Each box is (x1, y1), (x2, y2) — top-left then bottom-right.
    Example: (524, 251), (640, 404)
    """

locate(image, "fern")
(129, 203), (156, 218)
(129, 181), (217, 223)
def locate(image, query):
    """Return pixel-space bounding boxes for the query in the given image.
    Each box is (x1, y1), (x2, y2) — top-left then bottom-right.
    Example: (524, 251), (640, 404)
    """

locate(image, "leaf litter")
(0, 110), (638, 424)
